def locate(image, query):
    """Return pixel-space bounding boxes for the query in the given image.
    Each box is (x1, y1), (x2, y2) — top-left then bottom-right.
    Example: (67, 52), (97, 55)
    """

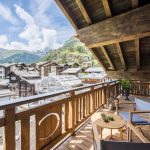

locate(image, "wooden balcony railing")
(0, 81), (119, 150)
(130, 80), (150, 96)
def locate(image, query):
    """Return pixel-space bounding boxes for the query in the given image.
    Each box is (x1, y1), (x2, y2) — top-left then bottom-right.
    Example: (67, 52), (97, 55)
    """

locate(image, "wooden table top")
(92, 112), (125, 129)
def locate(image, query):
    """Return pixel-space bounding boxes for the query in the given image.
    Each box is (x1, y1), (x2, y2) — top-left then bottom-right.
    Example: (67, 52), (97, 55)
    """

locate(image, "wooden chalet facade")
(8, 65), (41, 97)
(0, 63), (15, 79)
(37, 61), (60, 76)
(55, 0), (150, 80)
(61, 67), (83, 76)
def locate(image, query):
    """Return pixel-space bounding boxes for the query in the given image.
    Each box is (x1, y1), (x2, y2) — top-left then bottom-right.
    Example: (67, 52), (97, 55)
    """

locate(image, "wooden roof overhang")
(55, 0), (150, 80)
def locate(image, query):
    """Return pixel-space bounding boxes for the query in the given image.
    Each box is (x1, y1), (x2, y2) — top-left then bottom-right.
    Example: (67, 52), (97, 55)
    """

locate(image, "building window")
(11, 77), (16, 81)
(0, 71), (3, 74)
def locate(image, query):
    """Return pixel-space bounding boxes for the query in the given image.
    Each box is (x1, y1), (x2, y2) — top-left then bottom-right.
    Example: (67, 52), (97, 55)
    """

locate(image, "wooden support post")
(3, 107), (16, 150)
(21, 117), (30, 150)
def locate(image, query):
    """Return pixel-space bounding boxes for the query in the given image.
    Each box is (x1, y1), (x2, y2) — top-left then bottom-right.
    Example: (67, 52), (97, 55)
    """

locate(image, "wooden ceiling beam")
(100, 46), (115, 70)
(116, 43), (126, 70)
(131, 0), (138, 8)
(135, 38), (140, 70)
(55, 0), (78, 30)
(76, 0), (91, 24)
(88, 32), (150, 48)
(102, 0), (112, 17)
(106, 70), (150, 80)
(77, 4), (150, 47)
(90, 48), (105, 70)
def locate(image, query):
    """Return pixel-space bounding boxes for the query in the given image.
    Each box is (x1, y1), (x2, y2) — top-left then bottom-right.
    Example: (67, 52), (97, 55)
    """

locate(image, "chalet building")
(8, 65), (41, 97)
(68, 62), (80, 68)
(82, 61), (93, 68)
(0, 89), (11, 103)
(61, 68), (83, 77)
(37, 61), (60, 76)
(85, 67), (105, 74)
(0, 79), (9, 90)
(0, 63), (15, 79)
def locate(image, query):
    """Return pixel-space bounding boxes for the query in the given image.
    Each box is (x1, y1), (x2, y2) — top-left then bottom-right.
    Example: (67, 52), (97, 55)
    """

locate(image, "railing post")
(69, 91), (76, 134)
(90, 87), (95, 112)
(3, 107), (15, 150)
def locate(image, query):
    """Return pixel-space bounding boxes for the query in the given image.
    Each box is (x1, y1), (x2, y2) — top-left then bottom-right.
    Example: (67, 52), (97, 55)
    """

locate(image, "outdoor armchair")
(92, 123), (150, 150)
(116, 98), (150, 125)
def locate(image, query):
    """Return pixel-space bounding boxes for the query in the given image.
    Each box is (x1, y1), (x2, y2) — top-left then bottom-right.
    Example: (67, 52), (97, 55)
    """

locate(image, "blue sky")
(0, 0), (75, 51)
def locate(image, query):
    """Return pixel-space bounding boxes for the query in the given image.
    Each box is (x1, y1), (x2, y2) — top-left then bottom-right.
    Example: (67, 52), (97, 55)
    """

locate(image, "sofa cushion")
(119, 112), (150, 125)
(135, 98), (150, 111)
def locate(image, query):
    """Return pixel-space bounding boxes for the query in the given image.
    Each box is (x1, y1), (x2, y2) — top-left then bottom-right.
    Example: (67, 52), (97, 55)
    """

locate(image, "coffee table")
(92, 112), (125, 140)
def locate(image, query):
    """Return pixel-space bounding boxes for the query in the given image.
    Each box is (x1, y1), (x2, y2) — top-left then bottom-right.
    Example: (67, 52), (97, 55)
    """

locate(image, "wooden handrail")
(0, 80), (118, 110)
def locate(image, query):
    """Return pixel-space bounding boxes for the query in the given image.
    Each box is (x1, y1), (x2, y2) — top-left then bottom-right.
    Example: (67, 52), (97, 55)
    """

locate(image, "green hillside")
(42, 37), (99, 66)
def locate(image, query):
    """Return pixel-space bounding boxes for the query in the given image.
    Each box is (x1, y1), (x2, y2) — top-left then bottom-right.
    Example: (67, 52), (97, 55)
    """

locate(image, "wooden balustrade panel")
(130, 81), (150, 96)
(35, 104), (62, 150)
(0, 81), (120, 150)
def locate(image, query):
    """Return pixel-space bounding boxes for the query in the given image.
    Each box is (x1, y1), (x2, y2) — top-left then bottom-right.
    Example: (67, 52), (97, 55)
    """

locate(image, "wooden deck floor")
(56, 96), (150, 150)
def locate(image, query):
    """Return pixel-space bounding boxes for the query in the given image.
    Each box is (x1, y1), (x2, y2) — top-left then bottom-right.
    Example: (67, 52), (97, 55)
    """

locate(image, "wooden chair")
(116, 98), (150, 137)
(92, 123), (150, 150)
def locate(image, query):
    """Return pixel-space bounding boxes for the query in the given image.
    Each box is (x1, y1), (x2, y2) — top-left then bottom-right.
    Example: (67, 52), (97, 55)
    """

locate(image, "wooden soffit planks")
(77, 4), (150, 48)
(116, 43), (126, 70)
(135, 38), (140, 70)
(55, 0), (78, 30)
(100, 46), (115, 70)
(102, 0), (112, 17)
(131, 0), (138, 8)
(90, 48), (105, 69)
(76, 0), (91, 24)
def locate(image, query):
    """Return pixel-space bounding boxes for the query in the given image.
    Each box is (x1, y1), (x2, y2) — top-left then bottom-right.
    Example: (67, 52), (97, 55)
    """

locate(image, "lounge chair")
(92, 123), (150, 150)
(116, 98), (150, 137)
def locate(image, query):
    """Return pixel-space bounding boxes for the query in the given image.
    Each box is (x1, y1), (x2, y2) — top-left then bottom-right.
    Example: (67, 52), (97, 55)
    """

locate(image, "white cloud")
(30, 0), (52, 27)
(0, 35), (8, 45)
(0, 4), (61, 51)
(15, 4), (35, 25)
(0, 4), (19, 25)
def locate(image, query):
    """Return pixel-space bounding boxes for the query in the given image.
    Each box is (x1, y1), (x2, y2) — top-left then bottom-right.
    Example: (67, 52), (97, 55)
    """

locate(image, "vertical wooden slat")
(83, 95), (86, 118)
(65, 101), (69, 131)
(76, 98), (79, 123)
(21, 117), (30, 150)
(102, 87), (105, 105)
(79, 97), (82, 120)
(90, 87), (95, 112)
(3, 107), (15, 150)
(86, 94), (89, 115)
